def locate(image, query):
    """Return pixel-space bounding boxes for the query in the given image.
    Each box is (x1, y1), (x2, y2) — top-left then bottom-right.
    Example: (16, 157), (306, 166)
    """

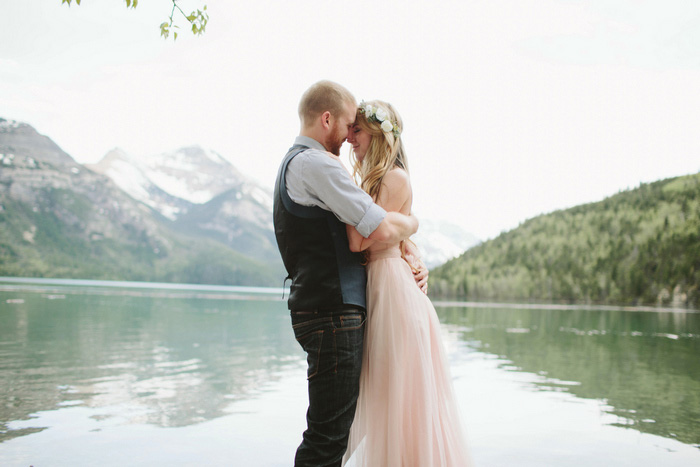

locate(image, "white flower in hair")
(359, 100), (401, 138)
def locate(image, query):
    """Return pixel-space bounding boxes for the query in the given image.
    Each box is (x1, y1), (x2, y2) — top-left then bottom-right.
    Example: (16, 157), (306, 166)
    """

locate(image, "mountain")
(0, 119), (75, 166)
(0, 116), (477, 285)
(86, 148), (193, 220)
(90, 145), (474, 269)
(0, 118), (283, 286)
(173, 187), (279, 264)
(86, 145), (271, 218)
(87, 145), (279, 264)
(411, 219), (480, 268)
(431, 172), (700, 308)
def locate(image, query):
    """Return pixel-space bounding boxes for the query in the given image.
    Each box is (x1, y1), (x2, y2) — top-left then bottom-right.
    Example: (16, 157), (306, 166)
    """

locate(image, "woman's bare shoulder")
(377, 167), (412, 212)
(383, 167), (411, 187)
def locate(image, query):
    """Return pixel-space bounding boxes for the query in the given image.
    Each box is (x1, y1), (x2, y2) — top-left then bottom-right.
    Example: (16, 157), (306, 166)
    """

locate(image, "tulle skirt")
(343, 248), (471, 467)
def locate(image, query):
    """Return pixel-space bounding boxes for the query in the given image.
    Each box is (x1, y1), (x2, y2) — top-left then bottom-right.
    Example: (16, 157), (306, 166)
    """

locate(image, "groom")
(274, 80), (421, 466)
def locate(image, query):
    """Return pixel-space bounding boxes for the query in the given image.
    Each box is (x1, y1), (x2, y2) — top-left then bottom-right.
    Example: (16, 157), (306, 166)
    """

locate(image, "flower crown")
(359, 101), (401, 138)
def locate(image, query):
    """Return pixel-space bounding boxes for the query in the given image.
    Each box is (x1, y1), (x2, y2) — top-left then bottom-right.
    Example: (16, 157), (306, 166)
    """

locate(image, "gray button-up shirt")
(285, 136), (386, 238)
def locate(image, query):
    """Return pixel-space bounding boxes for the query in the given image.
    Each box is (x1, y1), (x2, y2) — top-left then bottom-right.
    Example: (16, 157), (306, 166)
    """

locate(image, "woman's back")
(365, 167), (412, 255)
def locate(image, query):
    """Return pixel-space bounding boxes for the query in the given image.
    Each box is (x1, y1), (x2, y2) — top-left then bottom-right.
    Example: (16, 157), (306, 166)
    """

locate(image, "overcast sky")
(2, 0), (699, 240)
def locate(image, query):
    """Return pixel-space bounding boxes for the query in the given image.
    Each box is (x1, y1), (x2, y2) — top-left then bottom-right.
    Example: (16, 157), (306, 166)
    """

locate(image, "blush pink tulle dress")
(343, 246), (472, 467)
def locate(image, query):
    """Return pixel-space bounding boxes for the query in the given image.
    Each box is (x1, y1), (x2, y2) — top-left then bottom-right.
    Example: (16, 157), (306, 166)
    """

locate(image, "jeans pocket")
(292, 316), (332, 381)
(295, 328), (324, 380)
(333, 313), (366, 375)
(291, 311), (365, 381)
(338, 313), (365, 331)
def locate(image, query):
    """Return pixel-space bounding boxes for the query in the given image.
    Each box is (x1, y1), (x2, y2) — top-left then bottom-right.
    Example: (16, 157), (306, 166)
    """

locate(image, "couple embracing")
(274, 80), (471, 467)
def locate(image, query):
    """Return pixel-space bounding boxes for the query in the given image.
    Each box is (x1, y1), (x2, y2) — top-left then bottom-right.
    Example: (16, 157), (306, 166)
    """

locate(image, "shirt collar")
(294, 135), (326, 152)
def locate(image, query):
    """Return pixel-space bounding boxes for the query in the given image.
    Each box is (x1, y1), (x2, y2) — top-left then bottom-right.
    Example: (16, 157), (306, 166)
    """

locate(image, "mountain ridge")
(87, 144), (279, 265)
(1, 115), (482, 285)
(0, 118), (284, 286)
(432, 172), (700, 308)
(88, 139), (476, 270)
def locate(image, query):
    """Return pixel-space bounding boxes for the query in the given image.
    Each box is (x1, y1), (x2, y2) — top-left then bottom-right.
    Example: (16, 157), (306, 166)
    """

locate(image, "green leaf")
(160, 23), (170, 39)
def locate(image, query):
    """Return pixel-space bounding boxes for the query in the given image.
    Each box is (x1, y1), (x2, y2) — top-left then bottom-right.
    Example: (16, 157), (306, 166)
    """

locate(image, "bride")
(341, 100), (472, 466)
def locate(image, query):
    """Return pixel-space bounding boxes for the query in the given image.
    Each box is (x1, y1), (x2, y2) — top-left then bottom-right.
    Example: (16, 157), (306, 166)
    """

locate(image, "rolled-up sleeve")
(354, 203), (386, 238)
(300, 152), (386, 238)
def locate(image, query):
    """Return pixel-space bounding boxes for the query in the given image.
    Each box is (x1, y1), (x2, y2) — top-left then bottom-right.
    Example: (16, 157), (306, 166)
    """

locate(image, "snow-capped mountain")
(87, 148), (191, 220)
(88, 145), (278, 265)
(412, 219), (480, 268)
(88, 145), (272, 222)
(138, 146), (247, 204)
(88, 145), (477, 269)
(0, 117), (285, 285)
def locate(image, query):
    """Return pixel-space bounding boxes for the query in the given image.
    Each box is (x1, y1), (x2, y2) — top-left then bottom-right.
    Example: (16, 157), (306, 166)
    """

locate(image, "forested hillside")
(432, 172), (700, 308)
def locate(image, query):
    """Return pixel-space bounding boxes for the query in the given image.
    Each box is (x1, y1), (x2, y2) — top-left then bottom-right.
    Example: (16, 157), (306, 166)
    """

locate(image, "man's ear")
(320, 111), (332, 130)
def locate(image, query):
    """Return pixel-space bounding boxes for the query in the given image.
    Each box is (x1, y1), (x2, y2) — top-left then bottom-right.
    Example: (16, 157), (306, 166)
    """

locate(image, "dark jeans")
(291, 308), (366, 467)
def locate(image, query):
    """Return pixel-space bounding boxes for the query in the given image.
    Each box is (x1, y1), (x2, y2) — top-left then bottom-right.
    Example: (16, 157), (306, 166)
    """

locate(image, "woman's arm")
(346, 222), (367, 252)
(347, 168), (414, 252)
(347, 211), (418, 252)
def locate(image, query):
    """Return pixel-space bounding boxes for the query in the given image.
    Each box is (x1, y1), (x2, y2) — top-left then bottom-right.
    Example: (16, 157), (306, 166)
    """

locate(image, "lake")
(1, 277), (699, 466)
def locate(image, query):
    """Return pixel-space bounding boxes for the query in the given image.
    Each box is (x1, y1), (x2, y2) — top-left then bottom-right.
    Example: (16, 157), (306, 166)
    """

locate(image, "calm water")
(1, 278), (699, 466)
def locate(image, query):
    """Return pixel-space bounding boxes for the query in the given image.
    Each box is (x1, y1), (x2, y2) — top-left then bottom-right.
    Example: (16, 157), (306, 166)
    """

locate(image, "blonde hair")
(350, 100), (408, 199)
(350, 100), (418, 271)
(298, 80), (356, 128)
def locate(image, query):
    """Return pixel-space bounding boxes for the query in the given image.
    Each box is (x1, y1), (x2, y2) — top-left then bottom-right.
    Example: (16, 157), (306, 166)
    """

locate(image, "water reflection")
(1, 289), (300, 442)
(435, 303), (700, 448)
(2, 283), (700, 460)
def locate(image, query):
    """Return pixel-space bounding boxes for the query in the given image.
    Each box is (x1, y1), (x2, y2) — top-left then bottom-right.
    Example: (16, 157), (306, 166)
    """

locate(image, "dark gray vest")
(273, 145), (367, 311)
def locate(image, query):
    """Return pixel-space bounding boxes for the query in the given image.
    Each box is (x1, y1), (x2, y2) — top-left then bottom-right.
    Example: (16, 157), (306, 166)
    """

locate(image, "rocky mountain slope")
(0, 116), (478, 286)
(0, 118), (283, 285)
(87, 145), (279, 264)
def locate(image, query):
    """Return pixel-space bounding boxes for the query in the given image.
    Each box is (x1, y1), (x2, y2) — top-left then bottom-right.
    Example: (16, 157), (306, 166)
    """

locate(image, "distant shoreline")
(0, 276), (288, 301)
(432, 299), (698, 314)
(3, 276), (697, 313)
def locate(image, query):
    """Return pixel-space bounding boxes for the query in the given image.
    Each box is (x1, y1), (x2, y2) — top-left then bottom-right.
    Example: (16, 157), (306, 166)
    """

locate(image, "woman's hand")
(414, 265), (429, 295)
(403, 240), (428, 294)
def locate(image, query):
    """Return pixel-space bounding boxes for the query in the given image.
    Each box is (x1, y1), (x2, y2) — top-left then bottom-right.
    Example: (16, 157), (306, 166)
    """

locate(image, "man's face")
(326, 101), (357, 156)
